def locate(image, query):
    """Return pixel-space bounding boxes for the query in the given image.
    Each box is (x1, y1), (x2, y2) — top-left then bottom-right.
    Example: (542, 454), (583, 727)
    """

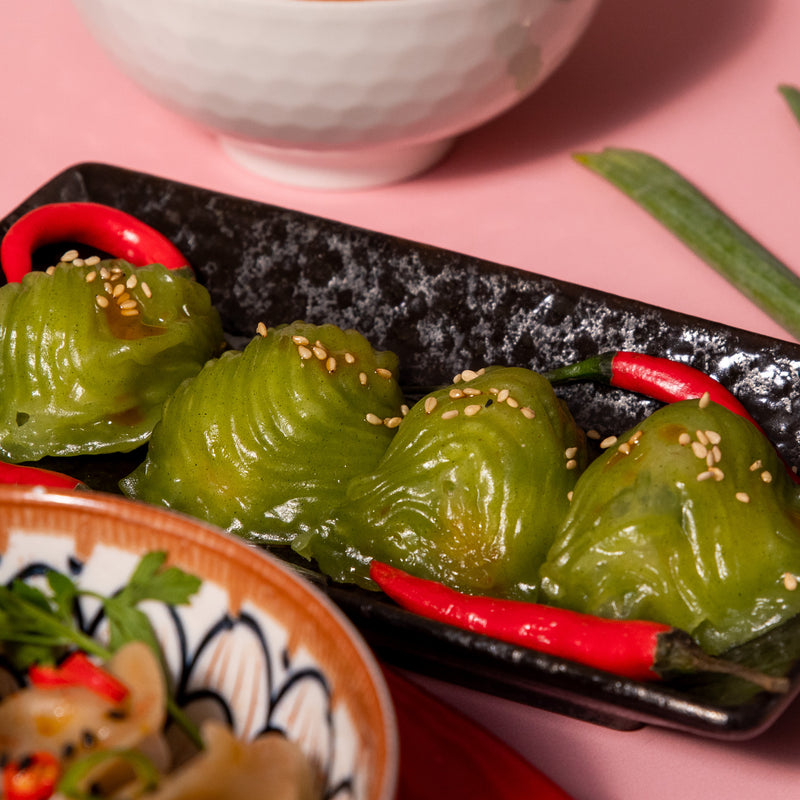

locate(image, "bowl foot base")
(218, 136), (454, 190)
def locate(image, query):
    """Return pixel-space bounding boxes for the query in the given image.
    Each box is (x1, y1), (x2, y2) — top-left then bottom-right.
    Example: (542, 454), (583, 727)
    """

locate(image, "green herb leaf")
(0, 552), (204, 748)
(573, 147), (800, 341)
(779, 84), (800, 126)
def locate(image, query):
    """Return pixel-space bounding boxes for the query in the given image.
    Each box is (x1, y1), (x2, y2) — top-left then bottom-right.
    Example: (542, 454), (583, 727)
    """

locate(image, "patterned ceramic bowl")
(0, 485), (398, 800)
(68, 0), (600, 189)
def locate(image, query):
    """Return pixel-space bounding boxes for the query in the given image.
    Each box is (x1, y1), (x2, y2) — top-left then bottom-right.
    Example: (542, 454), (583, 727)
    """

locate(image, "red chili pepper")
(369, 561), (789, 692)
(2, 752), (60, 800)
(0, 462), (83, 490)
(544, 351), (759, 423)
(28, 652), (129, 704)
(0, 201), (190, 283)
(544, 350), (800, 483)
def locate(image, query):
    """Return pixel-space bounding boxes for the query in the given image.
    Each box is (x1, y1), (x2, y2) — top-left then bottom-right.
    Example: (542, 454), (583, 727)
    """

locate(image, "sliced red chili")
(369, 561), (789, 692)
(28, 652), (129, 704)
(0, 463), (83, 490)
(3, 751), (60, 800)
(0, 201), (190, 283)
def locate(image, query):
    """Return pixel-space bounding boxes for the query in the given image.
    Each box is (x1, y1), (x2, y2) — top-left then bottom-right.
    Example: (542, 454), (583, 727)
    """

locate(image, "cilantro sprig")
(0, 550), (203, 748)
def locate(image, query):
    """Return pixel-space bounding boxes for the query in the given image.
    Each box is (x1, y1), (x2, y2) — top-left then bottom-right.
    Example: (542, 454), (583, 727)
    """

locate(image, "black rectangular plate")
(4, 162), (800, 739)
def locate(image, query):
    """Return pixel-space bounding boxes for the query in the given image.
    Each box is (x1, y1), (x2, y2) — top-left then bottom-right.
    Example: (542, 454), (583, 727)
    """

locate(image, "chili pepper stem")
(657, 629), (789, 693)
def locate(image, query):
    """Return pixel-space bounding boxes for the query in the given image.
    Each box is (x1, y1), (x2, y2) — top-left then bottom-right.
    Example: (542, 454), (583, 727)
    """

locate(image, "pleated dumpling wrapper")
(0, 259), (224, 462)
(539, 399), (800, 655)
(121, 321), (406, 545)
(294, 366), (588, 602)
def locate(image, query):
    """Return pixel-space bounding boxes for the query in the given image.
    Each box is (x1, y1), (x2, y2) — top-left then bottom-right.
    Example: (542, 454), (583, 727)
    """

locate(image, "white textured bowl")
(0, 486), (397, 800)
(69, 0), (599, 189)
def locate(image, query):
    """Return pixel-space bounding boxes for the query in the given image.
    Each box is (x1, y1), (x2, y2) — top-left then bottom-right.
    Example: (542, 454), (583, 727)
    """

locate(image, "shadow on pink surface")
(439, 0), (771, 173)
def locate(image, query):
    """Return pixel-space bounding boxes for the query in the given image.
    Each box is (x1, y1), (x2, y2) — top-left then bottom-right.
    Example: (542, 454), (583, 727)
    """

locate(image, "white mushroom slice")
(148, 720), (319, 800)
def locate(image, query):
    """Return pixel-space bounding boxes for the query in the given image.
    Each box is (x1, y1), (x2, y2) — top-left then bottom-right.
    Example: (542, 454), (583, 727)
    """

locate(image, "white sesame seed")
(84, 256), (101, 266)
(359, 372), (368, 386)
(521, 407), (535, 419)
(312, 345), (327, 360)
(695, 430), (709, 446)
(784, 572), (798, 591)
(698, 392), (711, 409)
(366, 413), (383, 426)
(61, 249), (79, 262)
(600, 436), (618, 449)
(424, 397), (438, 414)
(488, 387), (499, 395)
(116, 292), (131, 304)
(72, 258), (85, 267)
(103, 281), (113, 294)
(711, 467), (724, 482)
(586, 429), (601, 440)
(441, 409), (459, 420)
(376, 367), (393, 379)
(691, 441), (708, 460)
(462, 387), (482, 397)
(567, 491), (574, 502)
(706, 430), (721, 445)
(256, 322), (267, 337)
(750, 459), (763, 472)
(565, 447), (578, 459)
(401, 405), (409, 416)
(85, 270), (97, 283)
(385, 416), (403, 428)
(45, 266), (56, 275)
(678, 432), (691, 446)
(464, 404), (482, 417)
(344, 352), (355, 364)
(453, 373), (462, 383)
(326, 357), (337, 372)
(118, 300), (138, 310)
(761, 470), (773, 483)
(712, 445), (722, 463)
(291, 335), (309, 346)
(298, 345), (313, 360)
(120, 308), (139, 317)
(618, 443), (631, 455)
(566, 459), (578, 470)
(629, 430), (643, 443)
(697, 470), (714, 482)
(461, 370), (479, 382)
(506, 397), (519, 409)
(100, 267), (110, 280)
(736, 492), (750, 503)
(497, 389), (510, 403)
(95, 295), (109, 308)
(126, 274), (138, 289)
(449, 389), (464, 399)
(141, 282), (152, 298)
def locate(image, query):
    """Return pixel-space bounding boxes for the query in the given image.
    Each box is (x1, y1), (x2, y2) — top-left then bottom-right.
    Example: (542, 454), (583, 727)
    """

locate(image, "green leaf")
(573, 147), (800, 341)
(779, 84), (800, 126)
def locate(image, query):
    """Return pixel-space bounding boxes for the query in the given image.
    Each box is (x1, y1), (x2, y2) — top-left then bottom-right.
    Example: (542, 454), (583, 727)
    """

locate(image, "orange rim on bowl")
(0, 485), (398, 800)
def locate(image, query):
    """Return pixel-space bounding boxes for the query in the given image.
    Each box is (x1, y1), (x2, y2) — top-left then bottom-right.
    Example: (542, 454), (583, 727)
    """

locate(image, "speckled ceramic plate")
(3, 162), (800, 739)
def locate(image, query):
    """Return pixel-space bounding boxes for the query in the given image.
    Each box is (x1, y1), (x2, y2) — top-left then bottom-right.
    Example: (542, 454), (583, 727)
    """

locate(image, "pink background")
(4, 1), (800, 797)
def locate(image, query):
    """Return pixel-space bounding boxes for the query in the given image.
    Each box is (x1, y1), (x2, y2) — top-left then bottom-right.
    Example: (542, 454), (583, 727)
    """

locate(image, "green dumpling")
(539, 399), (800, 655)
(294, 366), (588, 601)
(0, 259), (224, 462)
(121, 321), (406, 545)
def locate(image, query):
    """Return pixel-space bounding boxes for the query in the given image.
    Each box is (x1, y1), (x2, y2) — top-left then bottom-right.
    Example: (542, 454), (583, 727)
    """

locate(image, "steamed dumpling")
(121, 321), (406, 545)
(0, 259), (223, 462)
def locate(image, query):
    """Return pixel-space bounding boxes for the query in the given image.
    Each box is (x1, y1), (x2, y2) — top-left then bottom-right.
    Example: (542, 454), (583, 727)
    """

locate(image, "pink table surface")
(4, 1), (800, 797)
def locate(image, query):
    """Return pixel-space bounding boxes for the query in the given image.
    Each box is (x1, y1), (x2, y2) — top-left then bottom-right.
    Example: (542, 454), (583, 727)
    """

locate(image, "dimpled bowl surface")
(0, 486), (398, 800)
(68, 0), (599, 188)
